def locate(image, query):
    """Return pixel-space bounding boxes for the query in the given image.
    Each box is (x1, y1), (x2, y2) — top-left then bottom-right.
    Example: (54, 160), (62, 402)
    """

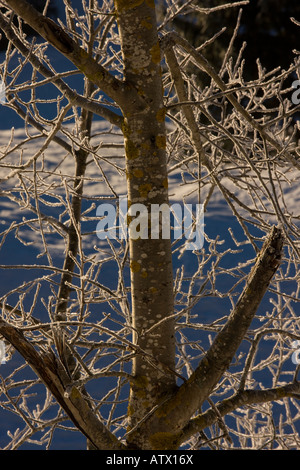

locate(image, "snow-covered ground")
(0, 120), (299, 256)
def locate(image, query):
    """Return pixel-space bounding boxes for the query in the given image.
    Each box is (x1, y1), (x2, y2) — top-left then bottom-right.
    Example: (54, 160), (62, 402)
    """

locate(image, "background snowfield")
(1, 121), (299, 248)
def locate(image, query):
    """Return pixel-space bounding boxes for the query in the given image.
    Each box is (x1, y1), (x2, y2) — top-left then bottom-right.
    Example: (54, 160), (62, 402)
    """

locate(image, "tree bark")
(114, 1), (176, 448)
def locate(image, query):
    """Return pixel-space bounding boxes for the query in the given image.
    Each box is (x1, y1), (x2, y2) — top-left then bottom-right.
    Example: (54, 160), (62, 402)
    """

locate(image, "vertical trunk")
(115, 0), (176, 448)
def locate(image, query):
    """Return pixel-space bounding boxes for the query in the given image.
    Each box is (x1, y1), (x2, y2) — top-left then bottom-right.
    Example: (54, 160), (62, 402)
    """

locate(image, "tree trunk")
(115, 1), (176, 448)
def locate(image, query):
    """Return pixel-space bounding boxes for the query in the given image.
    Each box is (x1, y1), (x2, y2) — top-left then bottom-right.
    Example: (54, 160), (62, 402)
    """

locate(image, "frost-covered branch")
(179, 381), (300, 446)
(0, 316), (126, 450)
(0, 10), (123, 127)
(1, 0), (142, 113)
(0, 0), (299, 450)
(162, 31), (300, 171)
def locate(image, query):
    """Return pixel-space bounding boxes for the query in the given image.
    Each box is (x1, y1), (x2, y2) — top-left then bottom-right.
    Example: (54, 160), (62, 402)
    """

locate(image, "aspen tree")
(0, 0), (299, 450)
